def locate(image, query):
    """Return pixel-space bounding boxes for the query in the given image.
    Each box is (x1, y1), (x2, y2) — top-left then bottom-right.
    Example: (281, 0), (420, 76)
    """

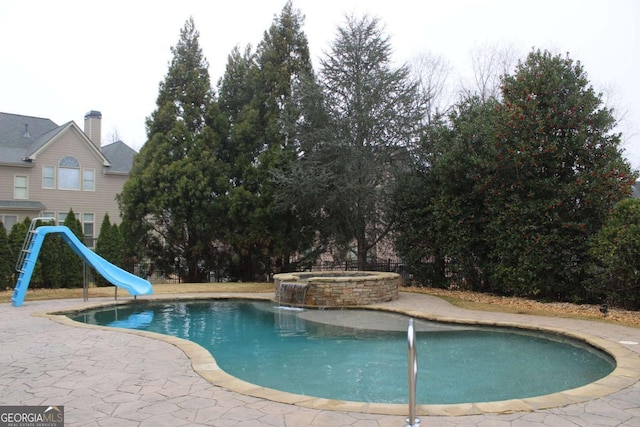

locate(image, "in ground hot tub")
(273, 271), (400, 307)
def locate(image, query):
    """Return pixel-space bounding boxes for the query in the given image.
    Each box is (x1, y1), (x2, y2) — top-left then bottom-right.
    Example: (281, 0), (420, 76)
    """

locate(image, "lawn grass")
(0, 282), (275, 304)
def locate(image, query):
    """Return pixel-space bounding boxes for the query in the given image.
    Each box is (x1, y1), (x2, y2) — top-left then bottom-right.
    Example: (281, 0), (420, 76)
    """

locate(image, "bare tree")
(601, 82), (639, 167)
(410, 51), (453, 124)
(106, 126), (121, 143)
(461, 42), (520, 101)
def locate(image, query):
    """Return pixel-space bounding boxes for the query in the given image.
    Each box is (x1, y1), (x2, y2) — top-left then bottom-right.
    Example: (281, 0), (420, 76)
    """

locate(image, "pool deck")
(1, 292), (639, 427)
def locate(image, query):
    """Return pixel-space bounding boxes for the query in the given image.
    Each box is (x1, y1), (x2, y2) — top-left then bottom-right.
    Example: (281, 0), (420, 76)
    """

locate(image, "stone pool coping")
(274, 271), (401, 281)
(43, 293), (640, 417)
(274, 270), (400, 307)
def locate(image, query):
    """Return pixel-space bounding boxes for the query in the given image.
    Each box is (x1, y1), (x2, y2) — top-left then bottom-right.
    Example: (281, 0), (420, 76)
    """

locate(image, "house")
(0, 110), (136, 246)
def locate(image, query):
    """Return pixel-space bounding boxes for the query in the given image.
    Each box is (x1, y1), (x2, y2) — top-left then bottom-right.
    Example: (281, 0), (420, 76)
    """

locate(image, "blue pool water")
(71, 300), (615, 404)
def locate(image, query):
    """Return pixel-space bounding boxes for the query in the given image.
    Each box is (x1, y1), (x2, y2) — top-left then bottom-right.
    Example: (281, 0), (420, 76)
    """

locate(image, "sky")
(1, 0), (639, 167)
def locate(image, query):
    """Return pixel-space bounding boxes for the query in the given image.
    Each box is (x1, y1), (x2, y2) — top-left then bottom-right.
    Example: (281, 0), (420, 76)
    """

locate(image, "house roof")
(0, 112), (59, 165)
(0, 111), (135, 174)
(0, 200), (47, 210)
(102, 140), (137, 174)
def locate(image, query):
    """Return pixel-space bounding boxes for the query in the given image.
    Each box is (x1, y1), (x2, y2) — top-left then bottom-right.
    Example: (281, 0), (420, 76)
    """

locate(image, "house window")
(1, 214), (18, 230)
(42, 212), (56, 222)
(43, 166), (55, 189)
(58, 156), (80, 190)
(14, 175), (28, 199)
(83, 213), (95, 247)
(58, 212), (67, 226)
(83, 169), (95, 191)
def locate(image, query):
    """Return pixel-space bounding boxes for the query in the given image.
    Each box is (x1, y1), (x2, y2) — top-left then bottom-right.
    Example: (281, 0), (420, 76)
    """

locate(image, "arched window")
(58, 156), (80, 190)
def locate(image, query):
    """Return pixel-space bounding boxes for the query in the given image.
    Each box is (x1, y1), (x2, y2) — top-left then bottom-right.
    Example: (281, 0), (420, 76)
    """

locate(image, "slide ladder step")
(15, 217), (54, 272)
(12, 217), (54, 307)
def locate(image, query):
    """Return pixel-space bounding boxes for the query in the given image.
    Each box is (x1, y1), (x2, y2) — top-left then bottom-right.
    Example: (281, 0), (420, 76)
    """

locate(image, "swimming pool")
(71, 299), (615, 404)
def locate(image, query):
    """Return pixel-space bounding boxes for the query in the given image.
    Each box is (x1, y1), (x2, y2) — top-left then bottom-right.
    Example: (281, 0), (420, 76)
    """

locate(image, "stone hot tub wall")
(273, 271), (400, 307)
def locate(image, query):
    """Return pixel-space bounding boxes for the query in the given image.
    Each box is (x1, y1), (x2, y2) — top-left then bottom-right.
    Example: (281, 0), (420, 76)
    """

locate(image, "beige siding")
(0, 164), (33, 200)
(0, 164), (41, 228)
(1, 125), (128, 238)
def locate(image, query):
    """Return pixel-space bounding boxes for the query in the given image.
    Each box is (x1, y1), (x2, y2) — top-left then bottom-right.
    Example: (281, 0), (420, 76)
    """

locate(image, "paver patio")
(1, 292), (639, 426)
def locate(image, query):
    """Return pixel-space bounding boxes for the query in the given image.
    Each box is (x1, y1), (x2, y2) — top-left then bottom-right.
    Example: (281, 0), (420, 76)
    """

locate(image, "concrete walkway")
(1, 292), (639, 426)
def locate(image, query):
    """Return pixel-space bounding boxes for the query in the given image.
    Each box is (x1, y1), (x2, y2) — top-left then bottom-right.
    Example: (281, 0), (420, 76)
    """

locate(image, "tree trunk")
(186, 256), (202, 283)
(239, 253), (255, 282)
(356, 233), (368, 271)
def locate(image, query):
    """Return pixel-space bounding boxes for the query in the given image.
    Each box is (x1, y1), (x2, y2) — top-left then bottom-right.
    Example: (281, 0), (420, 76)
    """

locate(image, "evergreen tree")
(217, 2), (317, 280)
(39, 211), (83, 288)
(394, 49), (635, 303)
(281, 14), (423, 269)
(95, 214), (125, 286)
(17, 217), (45, 287)
(484, 50), (636, 299)
(394, 96), (499, 288)
(589, 198), (640, 309)
(111, 223), (125, 268)
(0, 222), (13, 289)
(255, 1), (318, 274)
(61, 209), (84, 288)
(8, 220), (28, 272)
(39, 218), (62, 288)
(118, 17), (226, 282)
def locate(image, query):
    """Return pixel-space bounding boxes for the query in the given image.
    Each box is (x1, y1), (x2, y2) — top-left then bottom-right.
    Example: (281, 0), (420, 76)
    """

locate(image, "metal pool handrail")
(405, 318), (420, 427)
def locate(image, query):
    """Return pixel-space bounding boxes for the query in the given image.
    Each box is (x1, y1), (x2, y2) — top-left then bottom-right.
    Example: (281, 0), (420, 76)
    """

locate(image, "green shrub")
(589, 198), (640, 309)
(0, 222), (13, 289)
(95, 214), (125, 286)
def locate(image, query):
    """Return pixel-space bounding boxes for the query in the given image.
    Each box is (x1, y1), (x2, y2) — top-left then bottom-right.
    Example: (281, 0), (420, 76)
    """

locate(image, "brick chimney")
(84, 110), (102, 148)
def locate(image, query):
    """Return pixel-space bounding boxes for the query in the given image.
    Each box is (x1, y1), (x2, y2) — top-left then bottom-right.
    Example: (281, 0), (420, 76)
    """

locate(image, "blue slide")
(12, 226), (152, 307)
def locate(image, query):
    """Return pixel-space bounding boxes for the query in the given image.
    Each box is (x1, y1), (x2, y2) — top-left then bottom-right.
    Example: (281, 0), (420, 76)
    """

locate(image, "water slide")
(12, 225), (152, 307)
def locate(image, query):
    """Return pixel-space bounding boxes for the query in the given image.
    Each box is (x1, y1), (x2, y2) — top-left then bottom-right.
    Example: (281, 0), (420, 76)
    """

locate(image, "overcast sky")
(1, 0), (638, 167)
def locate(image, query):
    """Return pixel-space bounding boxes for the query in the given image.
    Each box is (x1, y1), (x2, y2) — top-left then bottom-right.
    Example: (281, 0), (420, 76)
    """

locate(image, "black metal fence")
(133, 263), (182, 284)
(128, 258), (411, 284)
(297, 258), (411, 279)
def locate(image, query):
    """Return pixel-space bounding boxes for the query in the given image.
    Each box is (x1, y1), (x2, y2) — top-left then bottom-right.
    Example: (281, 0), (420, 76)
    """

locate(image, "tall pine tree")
(217, 2), (317, 280)
(95, 213), (125, 286)
(281, 14), (423, 269)
(62, 210), (84, 287)
(119, 17), (226, 282)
